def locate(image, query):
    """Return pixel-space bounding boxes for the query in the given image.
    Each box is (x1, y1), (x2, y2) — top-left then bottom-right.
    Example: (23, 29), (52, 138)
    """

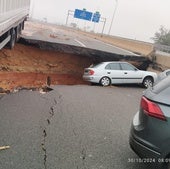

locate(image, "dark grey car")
(129, 75), (170, 169)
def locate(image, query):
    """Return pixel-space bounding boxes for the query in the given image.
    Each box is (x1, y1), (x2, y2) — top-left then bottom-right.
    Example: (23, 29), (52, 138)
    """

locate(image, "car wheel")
(100, 77), (111, 86)
(142, 77), (153, 88)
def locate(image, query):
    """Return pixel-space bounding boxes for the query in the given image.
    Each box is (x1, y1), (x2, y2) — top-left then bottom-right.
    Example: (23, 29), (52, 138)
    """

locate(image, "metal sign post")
(66, 10), (74, 25)
(66, 9), (107, 35)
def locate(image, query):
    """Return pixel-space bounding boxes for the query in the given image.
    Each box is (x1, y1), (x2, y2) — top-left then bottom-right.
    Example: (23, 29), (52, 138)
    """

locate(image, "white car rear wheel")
(142, 77), (153, 88)
(100, 77), (111, 86)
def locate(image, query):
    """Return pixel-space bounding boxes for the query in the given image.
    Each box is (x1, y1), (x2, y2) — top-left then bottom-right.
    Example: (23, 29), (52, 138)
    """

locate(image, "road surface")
(22, 22), (138, 56)
(0, 85), (153, 169)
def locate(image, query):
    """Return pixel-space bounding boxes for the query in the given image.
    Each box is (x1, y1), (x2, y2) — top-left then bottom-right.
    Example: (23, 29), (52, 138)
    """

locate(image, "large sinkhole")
(0, 38), (151, 92)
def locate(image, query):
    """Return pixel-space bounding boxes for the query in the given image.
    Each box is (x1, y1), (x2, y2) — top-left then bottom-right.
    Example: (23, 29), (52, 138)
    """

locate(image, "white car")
(83, 61), (157, 88)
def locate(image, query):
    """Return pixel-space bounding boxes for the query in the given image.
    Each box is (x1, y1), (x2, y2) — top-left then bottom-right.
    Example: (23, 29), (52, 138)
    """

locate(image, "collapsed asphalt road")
(0, 85), (153, 169)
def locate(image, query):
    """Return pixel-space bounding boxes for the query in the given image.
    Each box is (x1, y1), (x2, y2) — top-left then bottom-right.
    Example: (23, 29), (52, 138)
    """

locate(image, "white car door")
(120, 63), (143, 83)
(105, 63), (124, 84)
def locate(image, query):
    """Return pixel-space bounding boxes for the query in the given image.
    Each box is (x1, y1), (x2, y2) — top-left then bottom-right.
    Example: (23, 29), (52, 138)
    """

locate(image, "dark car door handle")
(124, 72), (128, 74)
(107, 72), (111, 74)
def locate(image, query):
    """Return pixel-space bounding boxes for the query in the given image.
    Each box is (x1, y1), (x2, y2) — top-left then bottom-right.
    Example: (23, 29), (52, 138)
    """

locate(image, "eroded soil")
(0, 44), (92, 91)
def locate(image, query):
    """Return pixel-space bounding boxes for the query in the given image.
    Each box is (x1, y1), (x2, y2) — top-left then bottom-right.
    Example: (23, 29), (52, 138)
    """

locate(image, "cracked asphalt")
(0, 85), (152, 169)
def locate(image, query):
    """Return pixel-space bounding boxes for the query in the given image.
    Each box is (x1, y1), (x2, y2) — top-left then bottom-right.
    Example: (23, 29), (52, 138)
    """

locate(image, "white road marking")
(74, 39), (86, 47)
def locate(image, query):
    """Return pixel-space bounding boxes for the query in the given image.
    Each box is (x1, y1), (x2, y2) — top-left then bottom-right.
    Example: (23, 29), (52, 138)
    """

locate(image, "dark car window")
(105, 63), (121, 70)
(120, 63), (136, 71)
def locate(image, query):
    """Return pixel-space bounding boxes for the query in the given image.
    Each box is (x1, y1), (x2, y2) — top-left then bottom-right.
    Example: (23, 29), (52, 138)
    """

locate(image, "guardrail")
(154, 44), (170, 53)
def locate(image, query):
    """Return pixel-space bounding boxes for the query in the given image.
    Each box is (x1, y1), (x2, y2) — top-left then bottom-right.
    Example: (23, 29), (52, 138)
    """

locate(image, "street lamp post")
(108, 0), (118, 35)
(30, 0), (35, 18)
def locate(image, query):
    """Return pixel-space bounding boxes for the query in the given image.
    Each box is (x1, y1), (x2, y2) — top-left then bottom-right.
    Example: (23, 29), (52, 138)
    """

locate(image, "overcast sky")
(30, 0), (170, 42)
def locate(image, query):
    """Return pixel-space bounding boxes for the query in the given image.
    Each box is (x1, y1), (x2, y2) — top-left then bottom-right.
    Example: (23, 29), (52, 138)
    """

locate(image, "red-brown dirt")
(0, 44), (91, 91)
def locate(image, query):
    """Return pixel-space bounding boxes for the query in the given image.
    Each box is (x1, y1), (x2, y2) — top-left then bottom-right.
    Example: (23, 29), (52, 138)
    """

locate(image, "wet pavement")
(0, 85), (152, 169)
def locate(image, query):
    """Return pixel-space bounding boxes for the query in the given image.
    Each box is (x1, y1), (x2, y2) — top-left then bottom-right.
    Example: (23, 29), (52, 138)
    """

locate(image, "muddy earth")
(0, 43), (92, 92)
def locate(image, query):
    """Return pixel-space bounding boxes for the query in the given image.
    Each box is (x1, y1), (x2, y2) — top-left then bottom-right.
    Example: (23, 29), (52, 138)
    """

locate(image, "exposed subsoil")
(0, 43), (92, 92)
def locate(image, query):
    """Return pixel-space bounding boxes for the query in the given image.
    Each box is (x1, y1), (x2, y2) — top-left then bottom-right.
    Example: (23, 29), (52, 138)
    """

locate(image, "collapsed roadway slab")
(19, 37), (151, 70)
